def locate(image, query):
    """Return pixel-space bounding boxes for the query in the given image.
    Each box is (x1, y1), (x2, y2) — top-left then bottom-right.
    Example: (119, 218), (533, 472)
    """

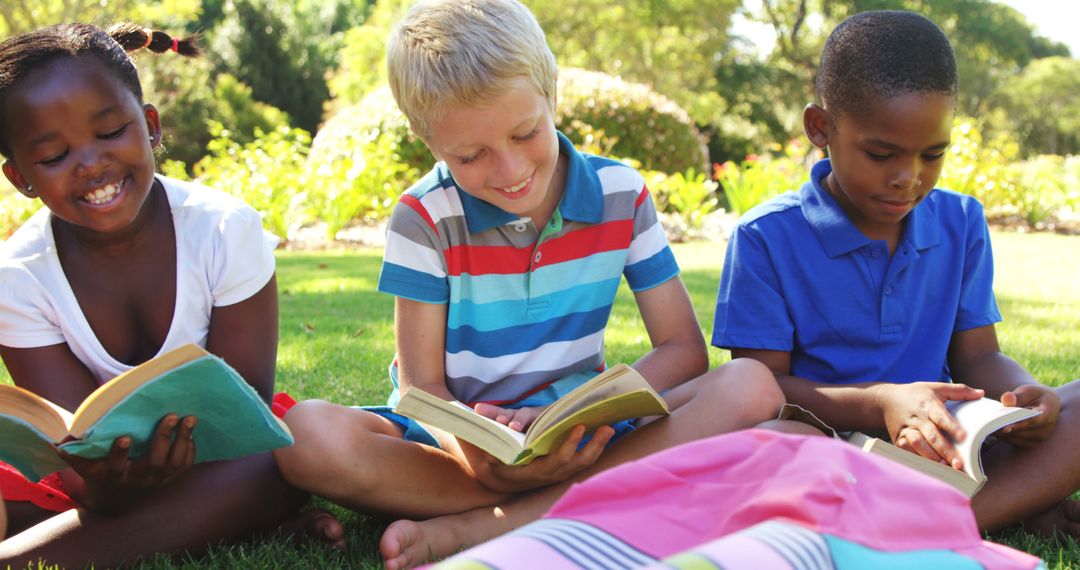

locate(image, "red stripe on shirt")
(534, 220), (634, 268)
(401, 194), (437, 232)
(445, 244), (533, 276)
(635, 184), (650, 208)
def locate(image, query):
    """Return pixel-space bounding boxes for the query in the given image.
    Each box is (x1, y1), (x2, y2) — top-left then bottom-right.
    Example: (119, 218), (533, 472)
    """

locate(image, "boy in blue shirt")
(274, 1), (785, 567)
(715, 10), (1079, 539)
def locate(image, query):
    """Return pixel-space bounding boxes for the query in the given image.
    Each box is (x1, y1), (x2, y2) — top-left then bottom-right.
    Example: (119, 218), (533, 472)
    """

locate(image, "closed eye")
(459, 149), (483, 165)
(39, 151), (68, 166)
(512, 128), (539, 142)
(865, 151), (892, 161)
(923, 151), (946, 161)
(100, 122), (131, 140)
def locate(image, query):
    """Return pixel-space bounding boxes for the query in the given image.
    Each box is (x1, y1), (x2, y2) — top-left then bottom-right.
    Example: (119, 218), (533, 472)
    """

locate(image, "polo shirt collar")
(801, 158), (941, 257)
(455, 131), (603, 234)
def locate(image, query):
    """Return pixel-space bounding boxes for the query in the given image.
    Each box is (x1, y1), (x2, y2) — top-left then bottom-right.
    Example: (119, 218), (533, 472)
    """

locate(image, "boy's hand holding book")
(996, 384), (1060, 445)
(461, 421), (613, 494)
(880, 381), (985, 470)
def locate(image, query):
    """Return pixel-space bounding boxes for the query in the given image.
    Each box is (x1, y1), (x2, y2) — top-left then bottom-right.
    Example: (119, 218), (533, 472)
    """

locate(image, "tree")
(999, 57), (1080, 157)
(524, 0), (740, 126)
(0, 0), (199, 38)
(209, 0), (370, 133)
(732, 0), (1071, 151)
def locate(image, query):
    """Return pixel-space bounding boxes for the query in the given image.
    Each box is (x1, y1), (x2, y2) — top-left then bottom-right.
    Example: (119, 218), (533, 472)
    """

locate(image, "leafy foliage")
(208, 0), (360, 133)
(140, 55), (291, 168)
(939, 117), (1020, 214)
(557, 68), (709, 174)
(738, 0), (1072, 156)
(0, 186), (41, 239)
(324, 0), (412, 114)
(998, 57), (1080, 157)
(312, 86), (433, 175)
(714, 139), (817, 215)
(0, 0), (199, 37)
(184, 123), (312, 241)
(307, 131), (419, 240)
(524, 0), (739, 126)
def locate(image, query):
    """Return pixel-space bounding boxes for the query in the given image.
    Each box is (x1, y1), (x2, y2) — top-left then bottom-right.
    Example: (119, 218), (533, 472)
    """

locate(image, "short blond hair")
(387, 0), (558, 138)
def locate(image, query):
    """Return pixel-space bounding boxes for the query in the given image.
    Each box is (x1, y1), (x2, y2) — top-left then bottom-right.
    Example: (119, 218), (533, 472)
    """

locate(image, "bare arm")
(205, 275), (279, 401)
(732, 346), (984, 468)
(948, 324), (1059, 444)
(394, 297), (453, 400)
(630, 277), (709, 392)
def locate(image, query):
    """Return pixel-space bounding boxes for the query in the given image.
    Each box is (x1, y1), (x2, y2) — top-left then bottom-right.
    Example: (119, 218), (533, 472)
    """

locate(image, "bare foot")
(1022, 500), (1080, 539)
(280, 508), (346, 549)
(380, 517), (471, 570)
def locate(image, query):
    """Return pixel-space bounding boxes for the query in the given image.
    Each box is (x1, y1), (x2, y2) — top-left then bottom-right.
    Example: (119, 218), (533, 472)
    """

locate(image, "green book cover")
(0, 345), (293, 481)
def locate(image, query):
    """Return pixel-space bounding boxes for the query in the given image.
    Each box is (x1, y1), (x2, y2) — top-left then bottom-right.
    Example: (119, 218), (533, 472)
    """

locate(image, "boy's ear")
(803, 103), (832, 150)
(2, 161), (33, 198)
(143, 103), (163, 149)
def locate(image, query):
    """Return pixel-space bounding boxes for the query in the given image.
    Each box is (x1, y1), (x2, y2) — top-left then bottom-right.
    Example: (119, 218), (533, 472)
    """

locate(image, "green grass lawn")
(2, 231), (1079, 568)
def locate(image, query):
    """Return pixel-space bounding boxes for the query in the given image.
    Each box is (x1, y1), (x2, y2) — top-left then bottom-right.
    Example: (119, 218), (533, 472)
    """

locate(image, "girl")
(0, 23), (340, 566)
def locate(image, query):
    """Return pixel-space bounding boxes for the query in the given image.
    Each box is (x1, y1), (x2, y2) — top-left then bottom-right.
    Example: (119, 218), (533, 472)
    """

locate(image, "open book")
(848, 398), (1039, 496)
(0, 344), (293, 481)
(393, 364), (669, 465)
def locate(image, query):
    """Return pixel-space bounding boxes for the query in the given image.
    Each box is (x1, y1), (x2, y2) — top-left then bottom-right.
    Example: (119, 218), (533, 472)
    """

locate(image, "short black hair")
(816, 10), (957, 118)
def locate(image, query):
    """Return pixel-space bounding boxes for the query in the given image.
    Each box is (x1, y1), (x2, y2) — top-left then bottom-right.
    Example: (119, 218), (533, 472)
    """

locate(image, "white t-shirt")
(0, 176), (277, 383)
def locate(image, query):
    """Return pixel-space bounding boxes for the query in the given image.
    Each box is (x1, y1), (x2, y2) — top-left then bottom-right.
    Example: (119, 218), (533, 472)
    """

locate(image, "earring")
(23, 184), (37, 197)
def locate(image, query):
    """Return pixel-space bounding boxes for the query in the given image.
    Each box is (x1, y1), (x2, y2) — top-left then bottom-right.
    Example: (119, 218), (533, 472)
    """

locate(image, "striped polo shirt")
(378, 132), (679, 407)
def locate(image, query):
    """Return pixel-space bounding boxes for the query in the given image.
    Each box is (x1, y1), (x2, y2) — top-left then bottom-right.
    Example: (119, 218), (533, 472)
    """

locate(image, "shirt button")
(885, 286), (893, 295)
(871, 248), (883, 259)
(534, 251), (542, 263)
(513, 222), (527, 232)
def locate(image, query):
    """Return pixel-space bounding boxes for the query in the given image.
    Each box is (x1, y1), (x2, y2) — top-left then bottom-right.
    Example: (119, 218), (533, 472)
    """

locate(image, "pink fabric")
(543, 429), (1040, 569)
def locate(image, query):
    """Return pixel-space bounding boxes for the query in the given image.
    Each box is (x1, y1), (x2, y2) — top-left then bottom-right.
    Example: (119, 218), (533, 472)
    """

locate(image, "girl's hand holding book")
(998, 384), (1059, 445)
(57, 413), (197, 513)
(460, 424), (613, 494)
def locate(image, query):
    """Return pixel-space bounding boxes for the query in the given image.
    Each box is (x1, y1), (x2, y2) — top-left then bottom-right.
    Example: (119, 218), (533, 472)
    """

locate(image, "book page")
(62, 355), (292, 462)
(0, 384), (72, 442)
(70, 343), (210, 432)
(0, 415), (70, 481)
(946, 398), (1040, 480)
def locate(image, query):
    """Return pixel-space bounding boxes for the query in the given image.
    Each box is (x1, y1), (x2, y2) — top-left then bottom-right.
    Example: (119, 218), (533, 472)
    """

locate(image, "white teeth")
(84, 181), (122, 205)
(500, 177), (530, 194)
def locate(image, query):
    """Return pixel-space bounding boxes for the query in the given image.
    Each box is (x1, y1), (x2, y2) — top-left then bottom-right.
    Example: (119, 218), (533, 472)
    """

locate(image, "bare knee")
(274, 400), (384, 491)
(691, 358), (784, 424)
(724, 358), (785, 420)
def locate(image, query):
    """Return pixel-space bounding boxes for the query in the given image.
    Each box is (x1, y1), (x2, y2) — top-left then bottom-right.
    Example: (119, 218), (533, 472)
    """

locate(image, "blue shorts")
(361, 405), (638, 451)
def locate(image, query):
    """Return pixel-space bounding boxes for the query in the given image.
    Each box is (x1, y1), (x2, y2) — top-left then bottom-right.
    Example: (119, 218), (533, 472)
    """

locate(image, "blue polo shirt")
(712, 159), (1001, 385)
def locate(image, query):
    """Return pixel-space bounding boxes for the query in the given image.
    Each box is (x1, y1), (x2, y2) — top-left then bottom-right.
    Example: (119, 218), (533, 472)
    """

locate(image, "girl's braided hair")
(0, 23), (200, 157)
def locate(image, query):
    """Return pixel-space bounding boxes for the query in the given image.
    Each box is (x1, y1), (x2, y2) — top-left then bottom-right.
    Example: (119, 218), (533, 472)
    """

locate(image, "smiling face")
(1, 56), (161, 238)
(804, 91), (954, 242)
(422, 76), (564, 226)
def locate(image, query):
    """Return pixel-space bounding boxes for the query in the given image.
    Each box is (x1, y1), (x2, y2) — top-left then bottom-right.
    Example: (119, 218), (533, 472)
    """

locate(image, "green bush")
(645, 168), (720, 233)
(141, 56), (290, 168)
(312, 87), (434, 175)
(0, 185), (40, 240)
(187, 123), (312, 242)
(938, 117), (1019, 216)
(307, 132), (420, 240)
(714, 140), (814, 216)
(1006, 155), (1071, 228)
(556, 68), (709, 174)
